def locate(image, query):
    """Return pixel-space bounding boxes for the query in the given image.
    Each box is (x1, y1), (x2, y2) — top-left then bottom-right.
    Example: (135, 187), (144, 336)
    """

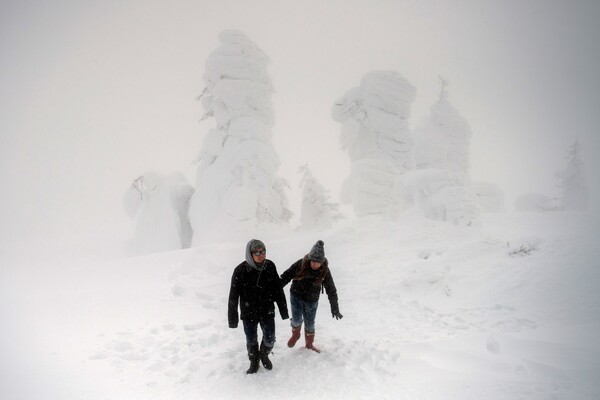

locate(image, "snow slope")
(1, 211), (599, 400)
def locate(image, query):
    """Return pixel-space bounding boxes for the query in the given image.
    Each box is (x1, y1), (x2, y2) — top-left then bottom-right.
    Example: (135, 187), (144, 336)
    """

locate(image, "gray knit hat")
(246, 239), (266, 270)
(308, 240), (325, 263)
(249, 239), (265, 252)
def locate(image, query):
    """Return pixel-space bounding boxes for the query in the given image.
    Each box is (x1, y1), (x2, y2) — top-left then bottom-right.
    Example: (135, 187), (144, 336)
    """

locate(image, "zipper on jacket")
(256, 268), (263, 288)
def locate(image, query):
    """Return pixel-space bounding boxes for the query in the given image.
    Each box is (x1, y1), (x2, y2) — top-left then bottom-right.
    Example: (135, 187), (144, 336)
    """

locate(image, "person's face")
(251, 248), (266, 264)
(310, 260), (321, 270)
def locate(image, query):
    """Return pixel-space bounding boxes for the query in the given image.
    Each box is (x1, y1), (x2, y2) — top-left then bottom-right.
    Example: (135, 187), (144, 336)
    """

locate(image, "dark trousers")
(243, 318), (276, 347)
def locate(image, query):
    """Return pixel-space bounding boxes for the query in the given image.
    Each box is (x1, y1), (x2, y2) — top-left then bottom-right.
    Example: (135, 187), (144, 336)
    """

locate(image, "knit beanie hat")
(308, 240), (325, 263)
(246, 239), (266, 270)
(249, 239), (265, 252)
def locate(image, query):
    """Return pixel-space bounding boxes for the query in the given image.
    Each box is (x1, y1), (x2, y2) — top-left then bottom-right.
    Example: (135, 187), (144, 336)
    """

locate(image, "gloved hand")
(332, 310), (343, 320)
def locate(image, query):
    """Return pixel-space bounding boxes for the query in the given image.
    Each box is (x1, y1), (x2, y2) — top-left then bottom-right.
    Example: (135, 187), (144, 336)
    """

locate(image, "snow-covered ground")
(1, 211), (599, 400)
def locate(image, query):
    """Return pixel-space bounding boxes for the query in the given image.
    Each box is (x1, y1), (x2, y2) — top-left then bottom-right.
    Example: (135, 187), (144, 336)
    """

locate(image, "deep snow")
(1, 211), (599, 400)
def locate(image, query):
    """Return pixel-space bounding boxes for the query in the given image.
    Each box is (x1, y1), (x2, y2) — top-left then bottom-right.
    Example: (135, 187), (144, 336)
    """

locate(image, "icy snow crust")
(2, 212), (599, 400)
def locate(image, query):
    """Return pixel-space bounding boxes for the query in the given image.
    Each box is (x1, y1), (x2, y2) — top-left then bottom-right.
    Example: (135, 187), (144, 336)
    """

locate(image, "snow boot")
(259, 342), (273, 370)
(287, 326), (302, 348)
(246, 344), (260, 374)
(305, 330), (321, 353)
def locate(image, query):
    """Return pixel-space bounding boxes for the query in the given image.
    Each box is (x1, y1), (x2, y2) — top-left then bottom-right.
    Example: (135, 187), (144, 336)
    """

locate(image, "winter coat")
(228, 259), (289, 328)
(280, 256), (340, 314)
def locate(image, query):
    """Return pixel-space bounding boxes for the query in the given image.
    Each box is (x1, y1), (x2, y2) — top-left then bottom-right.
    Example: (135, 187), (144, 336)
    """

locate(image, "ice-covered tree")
(555, 139), (588, 211)
(188, 30), (292, 242)
(414, 77), (472, 177)
(123, 172), (194, 254)
(407, 78), (480, 225)
(332, 71), (416, 217)
(298, 165), (342, 230)
(399, 169), (480, 226)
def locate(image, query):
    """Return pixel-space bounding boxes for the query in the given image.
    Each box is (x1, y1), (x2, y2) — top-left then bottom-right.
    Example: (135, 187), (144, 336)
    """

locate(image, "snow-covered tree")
(555, 139), (588, 211)
(407, 78), (480, 225)
(332, 71), (416, 217)
(123, 172), (194, 254)
(399, 169), (480, 226)
(414, 77), (472, 177)
(188, 30), (292, 242)
(298, 165), (342, 230)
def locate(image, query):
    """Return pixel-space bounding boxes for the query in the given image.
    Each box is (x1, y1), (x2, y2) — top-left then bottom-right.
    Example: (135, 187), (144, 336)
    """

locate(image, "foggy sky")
(1, 0), (599, 242)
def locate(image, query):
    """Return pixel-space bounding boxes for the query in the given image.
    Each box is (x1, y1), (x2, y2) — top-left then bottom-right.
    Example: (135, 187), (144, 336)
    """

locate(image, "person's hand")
(332, 311), (343, 320)
(229, 322), (238, 329)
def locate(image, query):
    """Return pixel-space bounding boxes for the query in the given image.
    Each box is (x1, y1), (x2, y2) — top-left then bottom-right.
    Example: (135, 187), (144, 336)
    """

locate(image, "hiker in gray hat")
(228, 239), (289, 374)
(280, 240), (343, 353)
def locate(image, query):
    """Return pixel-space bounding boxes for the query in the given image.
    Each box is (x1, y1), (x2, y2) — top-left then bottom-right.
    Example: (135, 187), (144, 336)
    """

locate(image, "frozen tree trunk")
(189, 30), (292, 243)
(332, 71), (416, 218)
(555, 139), (588, 211)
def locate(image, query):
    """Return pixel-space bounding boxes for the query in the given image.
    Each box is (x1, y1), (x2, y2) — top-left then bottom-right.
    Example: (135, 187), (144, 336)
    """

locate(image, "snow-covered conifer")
(399, 169), (480, 226)
(298, 165), (342, 230)
(188, 30), (292, 242)
(414, 77), (472, 177)
(555, 139), (588, 211)
(124, 172), (194, 253)
(332, 71), (416, 217)
(407, 78), (480, 225)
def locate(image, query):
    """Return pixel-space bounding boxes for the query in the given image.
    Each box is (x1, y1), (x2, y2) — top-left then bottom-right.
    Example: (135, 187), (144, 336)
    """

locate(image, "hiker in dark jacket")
(280, 240), (342, 353)
(228, 239), (289, 374)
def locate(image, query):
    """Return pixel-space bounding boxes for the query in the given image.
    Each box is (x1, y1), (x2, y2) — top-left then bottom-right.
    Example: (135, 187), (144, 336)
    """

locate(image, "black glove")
(332, 311), (343, 320)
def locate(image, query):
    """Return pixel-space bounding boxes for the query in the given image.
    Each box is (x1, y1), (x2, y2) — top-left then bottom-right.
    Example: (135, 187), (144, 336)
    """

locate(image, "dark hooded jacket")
(228, 243), (289, 328)
(280, 256), (340, 314)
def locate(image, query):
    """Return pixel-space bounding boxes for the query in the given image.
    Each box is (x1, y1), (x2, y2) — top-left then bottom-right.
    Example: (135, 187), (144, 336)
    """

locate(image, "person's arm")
(324, 269), (343, 320)
(280, 259), (301, 287)
(228, 267), (241, 328)
(270, 262), (289, 320)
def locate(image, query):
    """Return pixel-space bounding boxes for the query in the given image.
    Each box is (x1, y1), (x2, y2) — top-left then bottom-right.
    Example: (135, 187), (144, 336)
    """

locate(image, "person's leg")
(242, 320), (260, 373)
(242, 320), (259, 346)
(289, 293), (304, 328)
(260, 318), (276, 347)
(303, 301), (320, 353)
(288, 293), (303, 347)
(303, 300), (319, 333)
(259, 318), (276, 370)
